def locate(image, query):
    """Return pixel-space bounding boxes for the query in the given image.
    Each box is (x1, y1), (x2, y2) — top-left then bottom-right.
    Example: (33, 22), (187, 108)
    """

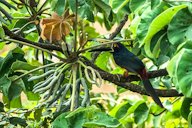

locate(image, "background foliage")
(0, 0), (192, 127)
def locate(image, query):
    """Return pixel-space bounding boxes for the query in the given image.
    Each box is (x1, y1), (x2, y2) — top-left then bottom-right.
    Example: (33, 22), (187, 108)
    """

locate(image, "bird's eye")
(113, 43), (119, 48)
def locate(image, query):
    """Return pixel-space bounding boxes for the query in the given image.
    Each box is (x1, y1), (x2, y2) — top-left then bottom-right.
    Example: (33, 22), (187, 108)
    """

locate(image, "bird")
(111, 42), (163, 108)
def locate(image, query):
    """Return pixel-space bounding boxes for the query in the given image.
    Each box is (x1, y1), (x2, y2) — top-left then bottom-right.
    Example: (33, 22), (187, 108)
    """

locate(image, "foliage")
(0, 0), (192, 127)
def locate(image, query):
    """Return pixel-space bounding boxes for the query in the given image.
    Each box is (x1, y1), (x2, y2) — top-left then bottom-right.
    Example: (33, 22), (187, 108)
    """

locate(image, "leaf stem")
(70, 64), (78, 111)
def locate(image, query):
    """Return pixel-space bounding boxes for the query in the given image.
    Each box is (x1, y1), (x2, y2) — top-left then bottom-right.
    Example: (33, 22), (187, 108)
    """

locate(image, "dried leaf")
(40, 10), (75, 43)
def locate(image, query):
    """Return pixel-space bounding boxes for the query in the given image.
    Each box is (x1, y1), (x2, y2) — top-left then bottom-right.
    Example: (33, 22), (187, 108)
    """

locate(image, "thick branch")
(83, 58), (182, 97)
(3, 25), (63, 52)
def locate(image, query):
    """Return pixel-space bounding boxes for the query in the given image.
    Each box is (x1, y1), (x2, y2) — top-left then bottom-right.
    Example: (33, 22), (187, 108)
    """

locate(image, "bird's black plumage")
(112, 43), (163, 108)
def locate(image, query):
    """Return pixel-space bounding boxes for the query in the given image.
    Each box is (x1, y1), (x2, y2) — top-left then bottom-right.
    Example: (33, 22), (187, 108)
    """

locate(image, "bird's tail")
(142, 80), (164, 108)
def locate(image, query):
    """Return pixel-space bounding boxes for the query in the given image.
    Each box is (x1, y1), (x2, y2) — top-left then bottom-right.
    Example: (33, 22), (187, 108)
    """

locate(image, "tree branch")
(2, 25), (63, 52)
(82, 57), (182, 97)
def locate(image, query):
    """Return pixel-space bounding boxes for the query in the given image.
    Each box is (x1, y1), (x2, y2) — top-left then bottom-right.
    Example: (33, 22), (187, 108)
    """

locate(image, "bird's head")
(111, 42), (125, 53)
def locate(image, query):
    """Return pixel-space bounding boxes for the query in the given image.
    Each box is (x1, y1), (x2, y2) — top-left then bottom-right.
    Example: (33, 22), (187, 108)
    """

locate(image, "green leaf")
(142, 5), (187, 58)
(52, 113), (69, 128)
(69, 0), (94, 22)
(134, 103), (149, 124)
(3, 96), (22, 108)
(151, 0), (161, 9)
(25, 91), (40, 101)
(167, 48), (192, 96)
(0, 75), (11, 97)
(0, 47), (25, 78)
(180, 98), (192, 120)
(111, 0), (130, 13)
(137, 3), (165, 43)
(8, 76), (25, 101)
(0, 25), (5, 39)
(34, 108), (43, 122)
(95, 52), (111, 71)
(168, 8), (192, 46)
(83, 112), (120, 128)
(109, 101), (131, 119)
(94, 0), (113, 21)
(50, 0), (66, 15)
(54, 106), (120, 128)
(9, 117), (27, 127)
(129, 0), (146, 12)
(0, 102), (4, 112)
(11, 60), (37, 72)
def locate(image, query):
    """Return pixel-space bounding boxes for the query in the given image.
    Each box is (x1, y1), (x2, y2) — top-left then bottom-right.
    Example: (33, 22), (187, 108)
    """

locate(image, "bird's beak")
(88, 47), (112, 52)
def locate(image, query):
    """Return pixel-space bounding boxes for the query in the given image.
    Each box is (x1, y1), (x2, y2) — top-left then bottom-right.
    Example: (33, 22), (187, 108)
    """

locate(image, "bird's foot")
(123, 70), (129, 78)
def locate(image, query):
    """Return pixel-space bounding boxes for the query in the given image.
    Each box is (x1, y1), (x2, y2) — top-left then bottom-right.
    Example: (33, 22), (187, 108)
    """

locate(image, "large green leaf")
(142, 5), (187, 58)
(52, 113), (69, 128)
(180, 98), (192, 120)
(52, 106), (120, 128)
(110, 0), (130, 13)
(168, 8), (192, 46)
(11, 60), (37, 72)
(0, 47), (25, 78)
(129, 0), (146, 12)
(8, 76), (25, 101)
(137, 2), (165, 43)
(134, 103), (149, 124)
(167, 48), (192, 96)
(94, 0), (113, 21)
(69, 0), (94, 22)
(50, 0), (66, 15)
(0, 75), (11, 97)
(95, 52), (111, 71)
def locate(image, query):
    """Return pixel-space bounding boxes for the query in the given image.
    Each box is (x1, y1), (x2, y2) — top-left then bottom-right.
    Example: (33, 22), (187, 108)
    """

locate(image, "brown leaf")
(40, 10), (75, 43)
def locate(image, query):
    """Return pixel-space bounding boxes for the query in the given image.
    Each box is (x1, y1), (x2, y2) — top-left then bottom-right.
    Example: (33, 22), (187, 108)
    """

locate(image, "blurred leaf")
(167, 48), (192, 97)
(25, 91), (40, 101)
(109, 101), (131, 119)
(137, 3), (165, 43)
(50, 0), (66, 15)
(0, 102), (4, 112)
(34, 108), (43, 122)
(129, 0), (146, 12)
(0, 25), (5, 39)
(3, 96), (22, 108)
(83, 112), (120, 127)
(0, 47), (25, 79)
(111, 0), (129, 13)
(0, 75), (11, 97)
(8, 76), (25, 101)
(180, 98), (192, 120)
(53, 106), (120, 128)
(95, 52), (111, 71)
(9, 117), (27, 127)
(143, 5), (187, 58)
(69, 0), (94, 22)
(11, 60), (37, 72)
(94, 0), (113, 21)
(151, 0), (161, 9)
(134, 103), (149, 124)
(168, 8), (192, 46)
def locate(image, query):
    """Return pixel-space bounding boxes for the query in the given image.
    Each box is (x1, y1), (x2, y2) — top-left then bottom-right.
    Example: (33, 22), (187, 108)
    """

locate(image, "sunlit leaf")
(142, 5), (187, 58)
